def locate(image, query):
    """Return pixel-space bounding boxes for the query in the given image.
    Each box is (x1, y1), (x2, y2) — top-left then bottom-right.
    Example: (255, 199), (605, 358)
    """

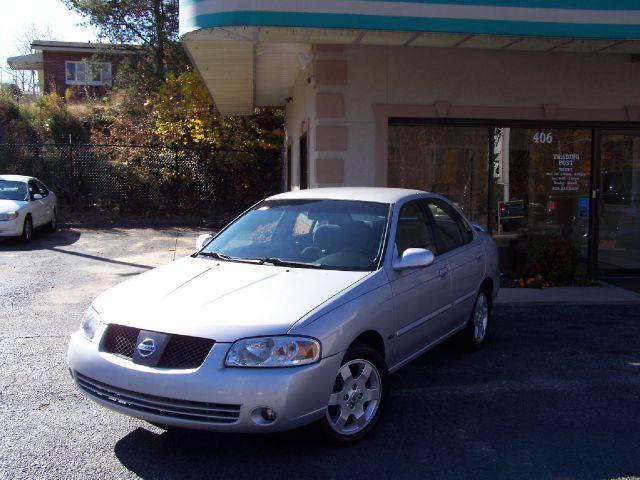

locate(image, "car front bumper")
(0, 217), (23, 237)
(67, 328), (341, 433)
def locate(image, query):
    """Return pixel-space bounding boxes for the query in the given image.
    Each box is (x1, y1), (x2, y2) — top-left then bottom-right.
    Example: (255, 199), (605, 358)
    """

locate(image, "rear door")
(388, 199), (453, 365)
(424, 198), (484, 328)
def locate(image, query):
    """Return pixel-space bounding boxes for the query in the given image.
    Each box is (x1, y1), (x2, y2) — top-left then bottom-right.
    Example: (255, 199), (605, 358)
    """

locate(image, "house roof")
(30, 40), (139, 55)
(7, 40), (140, 71)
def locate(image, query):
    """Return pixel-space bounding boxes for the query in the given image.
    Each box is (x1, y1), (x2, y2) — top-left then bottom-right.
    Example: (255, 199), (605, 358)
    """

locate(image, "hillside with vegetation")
(0, 0), (284, 222)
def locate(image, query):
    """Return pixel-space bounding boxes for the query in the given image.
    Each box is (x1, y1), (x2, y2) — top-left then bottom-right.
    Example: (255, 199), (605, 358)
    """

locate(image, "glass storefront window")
(598, 134), (640, 272)
(388, 123), (593, 275)
(493, 128), (592, 273)
(388, 125), (488, 227)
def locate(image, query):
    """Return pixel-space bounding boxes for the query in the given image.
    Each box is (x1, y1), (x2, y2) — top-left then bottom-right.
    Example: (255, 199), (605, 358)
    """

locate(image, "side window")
(27, 181), (40, 200)
(395, 200), (437, 256)
(424, 199), (473, 253)
(34, 180), (49, 197)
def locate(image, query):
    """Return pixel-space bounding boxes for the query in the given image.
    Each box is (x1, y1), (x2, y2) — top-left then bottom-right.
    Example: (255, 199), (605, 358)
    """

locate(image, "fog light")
(250, 407), (277, 425)
(261, 408), (276, 422)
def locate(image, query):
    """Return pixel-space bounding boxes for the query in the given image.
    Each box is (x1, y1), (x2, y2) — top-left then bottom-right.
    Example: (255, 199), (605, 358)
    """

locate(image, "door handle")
(476, 252), (484, 262)
(438, 267), (448, 279)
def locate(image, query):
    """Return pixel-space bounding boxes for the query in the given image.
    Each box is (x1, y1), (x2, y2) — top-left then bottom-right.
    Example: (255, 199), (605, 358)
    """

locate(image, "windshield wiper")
(196, 251), (233, 260)
(196, 251), (262, 264)
(197, 252), (321, 268)
(250, 257), (323, 269)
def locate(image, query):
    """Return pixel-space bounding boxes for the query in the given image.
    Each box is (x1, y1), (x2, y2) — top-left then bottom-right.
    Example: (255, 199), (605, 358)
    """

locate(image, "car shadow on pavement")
(0, 227), (82, 251)
(113, 306), (640, 480)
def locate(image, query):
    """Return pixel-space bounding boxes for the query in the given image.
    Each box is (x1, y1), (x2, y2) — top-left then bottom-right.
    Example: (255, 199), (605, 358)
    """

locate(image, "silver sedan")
(0, 175), (58, 241)
(67, 188), (499, 442)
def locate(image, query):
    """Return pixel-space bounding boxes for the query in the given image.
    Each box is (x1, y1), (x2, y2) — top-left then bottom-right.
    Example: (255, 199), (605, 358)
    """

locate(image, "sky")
(0, 0), (97, 84)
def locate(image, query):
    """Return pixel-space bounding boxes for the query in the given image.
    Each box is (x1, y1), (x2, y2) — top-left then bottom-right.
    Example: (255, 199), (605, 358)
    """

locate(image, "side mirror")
(32, 193), (43, 201)
(392, 248), (435, 271)
(195, 234), (213, 250)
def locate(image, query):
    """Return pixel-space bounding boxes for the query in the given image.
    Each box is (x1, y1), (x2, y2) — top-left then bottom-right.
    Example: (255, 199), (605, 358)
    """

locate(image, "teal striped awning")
(180, 0), (640, 39)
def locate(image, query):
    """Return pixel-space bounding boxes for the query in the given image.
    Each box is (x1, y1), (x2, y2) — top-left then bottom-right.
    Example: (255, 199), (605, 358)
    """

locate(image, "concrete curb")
(494, 283), (640, 306)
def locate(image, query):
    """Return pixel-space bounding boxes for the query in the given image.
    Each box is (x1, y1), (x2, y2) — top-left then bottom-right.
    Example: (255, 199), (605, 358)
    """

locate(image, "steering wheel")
(300, 246), (322, 261)
(341, 247), (368, 256)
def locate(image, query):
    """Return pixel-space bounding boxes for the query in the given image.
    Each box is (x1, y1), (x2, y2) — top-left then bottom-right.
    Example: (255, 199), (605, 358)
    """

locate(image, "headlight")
(225, 336), (321, 367)
(0, 212), (18, 221)
(80, 307), (101, 340)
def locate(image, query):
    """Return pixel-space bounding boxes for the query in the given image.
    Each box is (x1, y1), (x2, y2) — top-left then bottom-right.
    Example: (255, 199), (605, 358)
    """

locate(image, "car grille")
(103, 324), (139, 359)
(157, 335), (215, 369)
(75, 372), (241, 424)
(102, 324), (215, 369)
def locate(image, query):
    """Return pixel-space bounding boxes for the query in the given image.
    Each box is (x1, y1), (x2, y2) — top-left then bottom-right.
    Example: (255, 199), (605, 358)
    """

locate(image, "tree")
(63, 0), (179, 82)
(148, 71), (284, 152)
(4, 24), (56, 96)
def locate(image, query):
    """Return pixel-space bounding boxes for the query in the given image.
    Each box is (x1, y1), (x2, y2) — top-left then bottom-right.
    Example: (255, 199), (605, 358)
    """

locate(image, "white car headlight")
(225, 336), (321, 367)
(0, 212), (18, 221)
(80, 307), (101, 340)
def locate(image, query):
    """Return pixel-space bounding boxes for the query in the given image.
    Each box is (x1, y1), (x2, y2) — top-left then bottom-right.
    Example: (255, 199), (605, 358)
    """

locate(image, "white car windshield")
(0, 180), (28, 201)
(201, 199), (391, 271)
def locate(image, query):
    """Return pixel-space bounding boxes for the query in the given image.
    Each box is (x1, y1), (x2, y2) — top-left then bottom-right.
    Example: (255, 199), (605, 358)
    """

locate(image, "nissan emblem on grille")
(137, 338), (157, 357)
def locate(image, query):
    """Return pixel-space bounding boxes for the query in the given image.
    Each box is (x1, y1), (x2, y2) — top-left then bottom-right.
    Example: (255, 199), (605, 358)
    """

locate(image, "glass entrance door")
(598, 133), (640, 273)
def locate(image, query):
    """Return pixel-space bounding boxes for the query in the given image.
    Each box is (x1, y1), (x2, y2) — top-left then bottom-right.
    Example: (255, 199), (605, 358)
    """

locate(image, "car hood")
(0, 199), (26, 213)
(93, 256), (371, 342)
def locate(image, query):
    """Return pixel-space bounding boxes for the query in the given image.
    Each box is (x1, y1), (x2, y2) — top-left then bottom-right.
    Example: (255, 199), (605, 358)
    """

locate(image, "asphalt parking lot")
(1, 227), (639, 480)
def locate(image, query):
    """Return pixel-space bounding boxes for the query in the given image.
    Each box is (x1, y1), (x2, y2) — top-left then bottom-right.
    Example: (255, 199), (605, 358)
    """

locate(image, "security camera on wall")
(297, 52), (313, 70)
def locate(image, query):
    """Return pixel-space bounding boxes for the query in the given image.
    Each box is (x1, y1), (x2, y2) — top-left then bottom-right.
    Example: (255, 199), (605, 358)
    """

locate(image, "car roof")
(0, 174), (33, 183)
(267, 187), (429, 204)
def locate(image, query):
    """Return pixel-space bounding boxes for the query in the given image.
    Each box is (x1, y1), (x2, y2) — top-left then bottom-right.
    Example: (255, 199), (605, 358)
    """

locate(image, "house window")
(65, 61), (112, 86)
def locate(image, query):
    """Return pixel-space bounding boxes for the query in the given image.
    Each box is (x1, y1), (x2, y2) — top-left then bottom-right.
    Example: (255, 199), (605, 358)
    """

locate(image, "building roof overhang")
(179, 0), (640, 115)
(7, 53), (44, 71)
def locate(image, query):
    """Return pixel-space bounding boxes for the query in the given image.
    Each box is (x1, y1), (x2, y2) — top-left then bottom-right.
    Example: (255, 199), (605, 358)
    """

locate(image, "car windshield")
(0, 180), (28, 201)
(201, 199), (391, 271)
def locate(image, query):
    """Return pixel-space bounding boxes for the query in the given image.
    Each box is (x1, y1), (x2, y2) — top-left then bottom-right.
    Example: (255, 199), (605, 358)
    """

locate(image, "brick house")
(7, 40), (136, 98)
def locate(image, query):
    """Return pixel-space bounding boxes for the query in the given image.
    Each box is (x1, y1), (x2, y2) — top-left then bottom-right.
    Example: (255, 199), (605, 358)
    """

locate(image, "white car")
(68, 188), (499, 442)
(0, 175), (58, 241)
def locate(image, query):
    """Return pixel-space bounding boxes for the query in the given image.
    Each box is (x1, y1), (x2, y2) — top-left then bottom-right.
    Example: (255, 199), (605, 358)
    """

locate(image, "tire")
(48, 208), (57, 232)
(321, 344), (388, 443)
(461, 289), (491, 351)
(21, 216), (33, 243)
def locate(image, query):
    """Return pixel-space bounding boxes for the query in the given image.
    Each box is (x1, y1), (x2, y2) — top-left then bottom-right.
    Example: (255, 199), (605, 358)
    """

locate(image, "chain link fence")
(0, 143), (282, 220)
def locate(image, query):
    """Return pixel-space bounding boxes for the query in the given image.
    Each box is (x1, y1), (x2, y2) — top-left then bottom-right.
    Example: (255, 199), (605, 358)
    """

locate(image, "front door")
(598, 133), (640, 273)
(389, 200), (452, 366)
(27, 180), (47, 226)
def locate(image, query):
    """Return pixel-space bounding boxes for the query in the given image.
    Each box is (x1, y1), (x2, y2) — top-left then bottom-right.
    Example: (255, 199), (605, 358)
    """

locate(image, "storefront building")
(179, 1), (640, 275)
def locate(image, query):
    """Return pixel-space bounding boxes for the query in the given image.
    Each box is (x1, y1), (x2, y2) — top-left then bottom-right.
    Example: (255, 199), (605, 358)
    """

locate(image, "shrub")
(527, 235), (580, 285)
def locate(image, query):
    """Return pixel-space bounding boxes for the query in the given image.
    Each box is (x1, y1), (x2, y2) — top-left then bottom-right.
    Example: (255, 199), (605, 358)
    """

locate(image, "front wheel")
(321, 345), (387, 443)
(48, 208), (57, 232)
(21, 216), (33, 243)
(461, 290), (491, 351)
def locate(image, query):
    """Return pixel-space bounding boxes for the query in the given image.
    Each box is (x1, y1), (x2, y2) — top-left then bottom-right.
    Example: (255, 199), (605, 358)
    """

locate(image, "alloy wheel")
(326, 359), (382, 435)
(473, 292), (489, 343)
(23, 218), (33, 242)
